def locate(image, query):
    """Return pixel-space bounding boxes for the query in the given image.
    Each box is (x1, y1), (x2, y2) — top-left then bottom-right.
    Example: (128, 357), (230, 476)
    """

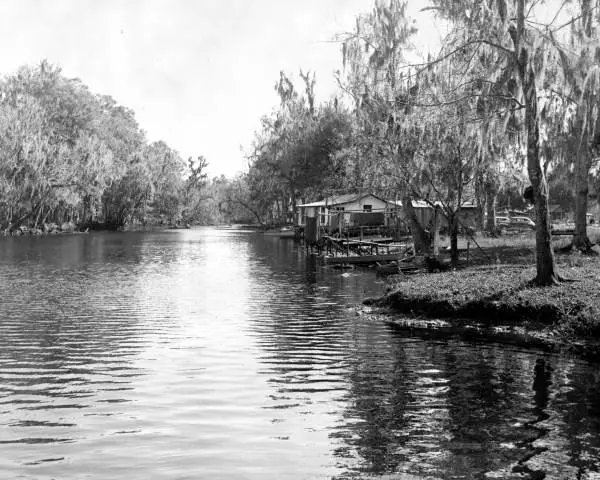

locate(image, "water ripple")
(0, 230), (598, 479)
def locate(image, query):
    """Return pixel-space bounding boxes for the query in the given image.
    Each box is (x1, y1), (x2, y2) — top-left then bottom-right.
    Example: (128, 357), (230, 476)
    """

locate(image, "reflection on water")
(0, 228), (598, 479)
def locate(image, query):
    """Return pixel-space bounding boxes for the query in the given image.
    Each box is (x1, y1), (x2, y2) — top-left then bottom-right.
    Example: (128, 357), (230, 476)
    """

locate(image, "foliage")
(241, 71), (354, 225)
(0, 61), (191, 231)
(331, 0), (600, 283)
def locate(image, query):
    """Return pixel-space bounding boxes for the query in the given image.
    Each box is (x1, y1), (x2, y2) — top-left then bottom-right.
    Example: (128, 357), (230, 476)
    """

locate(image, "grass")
(371, 227), (600, 343)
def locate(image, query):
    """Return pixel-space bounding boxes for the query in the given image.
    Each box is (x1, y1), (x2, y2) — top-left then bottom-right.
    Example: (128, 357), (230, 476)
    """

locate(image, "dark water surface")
(0, 228), (599, 480)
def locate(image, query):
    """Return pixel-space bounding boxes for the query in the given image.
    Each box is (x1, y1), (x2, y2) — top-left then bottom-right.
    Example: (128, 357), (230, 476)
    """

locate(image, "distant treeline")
(0, 60), (252, 233)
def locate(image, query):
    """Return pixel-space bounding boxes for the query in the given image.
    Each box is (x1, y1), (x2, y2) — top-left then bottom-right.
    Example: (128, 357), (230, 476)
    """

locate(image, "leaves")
(0, 61), (186, 230)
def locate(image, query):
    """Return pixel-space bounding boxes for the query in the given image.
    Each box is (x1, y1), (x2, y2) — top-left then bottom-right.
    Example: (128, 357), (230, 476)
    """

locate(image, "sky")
(0, 0), (442, 178)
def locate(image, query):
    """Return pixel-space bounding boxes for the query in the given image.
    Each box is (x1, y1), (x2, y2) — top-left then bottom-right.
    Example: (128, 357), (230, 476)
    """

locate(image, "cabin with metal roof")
(297, 193), (481, 242)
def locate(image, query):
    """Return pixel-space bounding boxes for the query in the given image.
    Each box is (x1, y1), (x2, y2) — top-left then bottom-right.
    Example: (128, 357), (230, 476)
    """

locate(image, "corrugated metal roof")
(298, 195), (478, 209)
(388, 200), (478, 209)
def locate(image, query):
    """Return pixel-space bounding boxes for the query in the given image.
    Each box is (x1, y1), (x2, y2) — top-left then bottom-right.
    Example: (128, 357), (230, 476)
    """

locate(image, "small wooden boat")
(327, 253), (402, 265)
(376, 262), (420, 275)
(376, 262), (400, 275)
(331, 263), (354, 270)
(279, 228), (296, 239)
(376, 250), (419, 275)
(263, 227), (297, 238)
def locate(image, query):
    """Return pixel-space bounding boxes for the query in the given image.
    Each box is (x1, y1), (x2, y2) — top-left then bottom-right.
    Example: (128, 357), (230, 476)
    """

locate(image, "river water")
(0, 228), (599, 480)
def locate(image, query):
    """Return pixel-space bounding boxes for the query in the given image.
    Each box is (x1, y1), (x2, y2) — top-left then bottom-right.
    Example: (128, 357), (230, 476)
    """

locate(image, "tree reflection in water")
(1, 230), (599, 480)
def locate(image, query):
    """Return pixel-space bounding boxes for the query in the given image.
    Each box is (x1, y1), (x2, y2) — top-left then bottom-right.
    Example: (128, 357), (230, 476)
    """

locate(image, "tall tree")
(246, 71), (353, 224)
(424, 0), (593, 284)
(566, 0), (600, 252)
(182, 155), (209, 223)
(339, 1), (429, 248)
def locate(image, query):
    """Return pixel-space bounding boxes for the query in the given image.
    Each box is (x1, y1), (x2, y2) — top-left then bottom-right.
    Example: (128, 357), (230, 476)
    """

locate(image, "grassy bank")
(365, 231), (600, 359)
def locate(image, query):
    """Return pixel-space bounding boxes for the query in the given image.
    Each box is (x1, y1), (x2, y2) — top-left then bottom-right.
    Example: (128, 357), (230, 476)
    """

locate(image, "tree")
(222, 173), (269, 225)
(182, 155), (209, 223)
(339, 1), (430, 249)
(144, 141), (185, 223)
(564, 0), (600, 252)
(421, 0), (596, 284)
(0, 61), (189, 231)
(413, 104), (479, 264)
(0, 61), (103, 229)
(340, 0), (490, 262)
(0, 95), (49, 231)
(246, 71), (354, 225)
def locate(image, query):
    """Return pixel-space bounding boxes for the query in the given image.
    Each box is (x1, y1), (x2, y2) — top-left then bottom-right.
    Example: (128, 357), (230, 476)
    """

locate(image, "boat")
(168, 223), (191, 230)
(331, 263), (354, 270)
(279, 227), (296, 239)
(376, 262), (400, 275)
(263, 227), (297, 239)
(326, 253), (403, 265)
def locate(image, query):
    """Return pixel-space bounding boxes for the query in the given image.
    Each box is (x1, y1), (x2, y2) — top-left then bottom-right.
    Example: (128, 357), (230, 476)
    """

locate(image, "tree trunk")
(33, 202), (44, 229)
(573, 131), (594, 252)
(524, 66), (560, 284)
(449, 214), (459, 266)
(6, 211), (31, 234)
(42, 209), (51, 226)
(5, 205), (13, 233)
(572, 0), (596, 252)
(290, 191), (297, 226)
(432, 207), (440, 257)
(83, 194), (93, 225)
(514, 1), (560, 285)
(485, 181), (498, 234)
(402, 195), (430, 255)
(475, 172), (486, 231)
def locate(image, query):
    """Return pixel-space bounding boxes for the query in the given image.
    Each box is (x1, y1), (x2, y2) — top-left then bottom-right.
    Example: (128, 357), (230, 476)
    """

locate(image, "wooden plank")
(551, 230), (574, 236)
(348, 239), (390, 248)
(327, 253), (400, 265)
(328, 238), (394, 249)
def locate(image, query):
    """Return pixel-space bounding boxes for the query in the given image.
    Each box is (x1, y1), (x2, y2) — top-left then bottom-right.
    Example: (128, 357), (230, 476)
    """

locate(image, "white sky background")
(0, 0), (444, 178)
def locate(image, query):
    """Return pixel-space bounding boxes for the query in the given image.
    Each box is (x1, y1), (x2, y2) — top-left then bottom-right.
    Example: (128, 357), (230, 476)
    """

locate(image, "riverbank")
(364, 237), (600, 361)
(2, 221), (194, 236)
(2, 221), (88, 236)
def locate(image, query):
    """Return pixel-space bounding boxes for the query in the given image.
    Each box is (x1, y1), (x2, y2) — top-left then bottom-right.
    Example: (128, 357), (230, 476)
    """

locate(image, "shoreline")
(363, 250), (600, 363)
(360, 306), (600, 363)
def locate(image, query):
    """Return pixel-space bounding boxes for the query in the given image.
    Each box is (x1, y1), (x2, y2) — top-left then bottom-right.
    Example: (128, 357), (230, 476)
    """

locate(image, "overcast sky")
(0, 0), (442, 178)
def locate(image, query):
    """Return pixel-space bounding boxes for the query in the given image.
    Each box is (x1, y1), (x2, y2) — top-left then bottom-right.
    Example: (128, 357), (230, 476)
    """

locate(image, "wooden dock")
(320, 235), (399, 255)
(309, 235), (415, 266)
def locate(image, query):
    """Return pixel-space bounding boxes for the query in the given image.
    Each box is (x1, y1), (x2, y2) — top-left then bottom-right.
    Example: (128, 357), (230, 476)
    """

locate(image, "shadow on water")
(324, 336), (600, 479)
(0, 229), (598, 479)
(241, 236), (600, 479)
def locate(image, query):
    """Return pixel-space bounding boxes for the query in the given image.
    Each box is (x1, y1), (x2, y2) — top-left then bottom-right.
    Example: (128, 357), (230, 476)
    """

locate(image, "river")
(0, 228), (599, 479)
